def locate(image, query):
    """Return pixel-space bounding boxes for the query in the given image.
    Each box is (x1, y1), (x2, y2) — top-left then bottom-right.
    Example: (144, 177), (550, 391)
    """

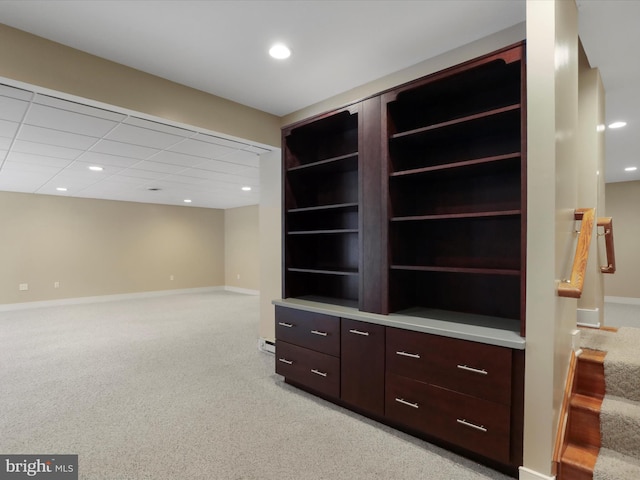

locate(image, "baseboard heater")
(258, 338), (276, 354)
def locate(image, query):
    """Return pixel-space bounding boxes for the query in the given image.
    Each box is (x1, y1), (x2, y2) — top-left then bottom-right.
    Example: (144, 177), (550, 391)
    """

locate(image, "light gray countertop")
(272, 297), (526, 350)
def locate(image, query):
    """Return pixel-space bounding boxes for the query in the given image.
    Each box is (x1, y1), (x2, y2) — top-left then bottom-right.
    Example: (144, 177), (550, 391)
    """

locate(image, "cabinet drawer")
(275, 341), (340, 398)
(275, 306), (340, 357)
(427, 383), (511, 464)
(386, 328), (512, 404)
(386, 374), (511, 464)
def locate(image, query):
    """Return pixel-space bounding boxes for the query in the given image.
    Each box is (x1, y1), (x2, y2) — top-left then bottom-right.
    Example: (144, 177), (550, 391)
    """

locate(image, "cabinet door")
(340, 319), (385, 416)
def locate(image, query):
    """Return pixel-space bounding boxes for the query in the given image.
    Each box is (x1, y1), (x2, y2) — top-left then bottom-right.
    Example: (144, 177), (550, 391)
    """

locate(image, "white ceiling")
(0, 0), (638, 210)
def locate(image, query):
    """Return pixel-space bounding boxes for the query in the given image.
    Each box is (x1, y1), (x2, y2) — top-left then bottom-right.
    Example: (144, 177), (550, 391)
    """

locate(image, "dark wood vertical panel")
(360, 96), (385, 313)
(510, 349), (525, 466)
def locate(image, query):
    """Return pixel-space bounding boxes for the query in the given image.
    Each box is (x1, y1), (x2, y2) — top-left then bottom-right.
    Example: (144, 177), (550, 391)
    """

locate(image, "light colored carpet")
(0, 291), (509, 480)
(580, 327), (640, 480)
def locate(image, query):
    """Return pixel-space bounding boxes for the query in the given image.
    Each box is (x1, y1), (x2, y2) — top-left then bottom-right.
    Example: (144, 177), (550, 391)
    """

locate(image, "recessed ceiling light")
(625, 166), (638, 172)
(241, 186), (252, 191)
(184, 199), (192, 203)
(608, 121), (627, 129)
(88, 165), (104, 171)
(56, 187), (68, 192)
(269, 43), (291, 60)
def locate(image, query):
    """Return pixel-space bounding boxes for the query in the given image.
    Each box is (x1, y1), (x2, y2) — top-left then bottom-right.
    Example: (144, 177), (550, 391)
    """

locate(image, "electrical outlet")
(54, 281), (60, 288)
(170, 275), (174, 281)
(19, 283), (28, 291)
(236, 274), (240, 280)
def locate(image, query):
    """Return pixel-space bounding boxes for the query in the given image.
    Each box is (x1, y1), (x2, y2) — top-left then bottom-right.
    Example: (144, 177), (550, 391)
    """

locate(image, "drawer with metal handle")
(275, 340), (340, 398)
(275, 306), (340, 356)
(386, 327), (513, 405)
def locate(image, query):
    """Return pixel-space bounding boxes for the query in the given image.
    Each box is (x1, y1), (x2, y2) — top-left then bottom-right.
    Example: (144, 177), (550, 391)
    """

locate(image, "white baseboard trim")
(0, 286), (228, 312)
(577, 307), (600, 328)
(605, 296), (640, 305)
(258, 337), (275, 354)
(519, 466), (555, 480)
(224, 286), (259, 296)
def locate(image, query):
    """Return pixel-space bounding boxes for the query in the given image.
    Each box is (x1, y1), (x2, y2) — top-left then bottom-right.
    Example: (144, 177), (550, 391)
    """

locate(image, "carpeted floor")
(0, 291), (509, 480)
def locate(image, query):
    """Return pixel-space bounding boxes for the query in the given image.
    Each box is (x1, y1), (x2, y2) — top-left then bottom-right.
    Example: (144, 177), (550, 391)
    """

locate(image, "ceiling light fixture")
(269, 43), (291, 60)
(56, 187), (68, 192)
(184, 199), (192, 203)
(88, 165), (104, 171)
(241, 186), (252, 191)
(625, 166), (638, 172)
(608, 121), (627, 129)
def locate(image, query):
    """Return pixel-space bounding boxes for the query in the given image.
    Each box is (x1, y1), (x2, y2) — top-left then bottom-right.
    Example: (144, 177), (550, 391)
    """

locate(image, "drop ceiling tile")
(91, 139), (159, 159)
(0, 173), (48, 192)
(25, 103), (120, 138)
(6, 151), (73, 169)
(33, 94), (126, 122)
(169, 138), (238, 159)
(222, 149), (260, 166)
(0, 83), (33, 101)
(103, 174), (152, 186)
(189, 159), (249, 175)
(78, 151), (141, 168)
(133, 160), (185, 174)
(63, 161), (126, 176)
(18, 124), (98, 150)
(229, 165), (260, 178)
(116, 168), (168, 180)
(0, 96), (29, 122)
(149, 150), (205, 167)
(0, 119), (20, 138)
(124, 116), (193, 137)
(3, 160), (61, 175)
(12, 139), (84, 160)
(105, 123), (184, 149)
(0, 137), (13, 151)
(162, 174), (208, 186)
(242, 145), (272, 154)
(195, 133), (248, 149)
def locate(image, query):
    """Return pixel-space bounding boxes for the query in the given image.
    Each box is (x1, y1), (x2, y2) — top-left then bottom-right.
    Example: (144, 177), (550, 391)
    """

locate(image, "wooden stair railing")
(597, 217), (616, 274)
(558, 208), (595, 298)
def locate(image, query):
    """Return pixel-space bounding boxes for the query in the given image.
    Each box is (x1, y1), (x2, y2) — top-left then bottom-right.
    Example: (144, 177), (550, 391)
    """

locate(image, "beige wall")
(604, 181), (640, 299)
(0, 191), (224, 304)
(224, 205), (260, 291)
(577, 44), (606, 322)
(0, 23), (280, 148)
(259, 150), (282, 342)
(523, 0), (580, 477)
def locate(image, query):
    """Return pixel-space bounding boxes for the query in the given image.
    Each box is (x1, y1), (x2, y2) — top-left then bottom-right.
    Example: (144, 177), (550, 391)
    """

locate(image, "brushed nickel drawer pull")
(310, 330), (328, 336)
(278, 358), (293, 365)
(395, 397), (419, 409)
(311, 369), (327, 377)
(349, 329), (369, 336)
(396, 351), (420, 359)
(456, 418), (487, 432)
(457, 364), (488, 375)
(278, 322), (293, 328)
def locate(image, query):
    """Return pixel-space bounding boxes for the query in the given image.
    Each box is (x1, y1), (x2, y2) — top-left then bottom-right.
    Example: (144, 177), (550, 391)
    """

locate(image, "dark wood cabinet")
(340, 319), (385, 416)
(276, 42), (526, 476)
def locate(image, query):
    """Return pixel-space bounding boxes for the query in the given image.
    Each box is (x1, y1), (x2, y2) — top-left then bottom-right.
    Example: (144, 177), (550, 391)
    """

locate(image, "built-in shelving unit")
(276, 42), (527, 477)
(282, 107), (360, 308)
(382, 45), (526, 332)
